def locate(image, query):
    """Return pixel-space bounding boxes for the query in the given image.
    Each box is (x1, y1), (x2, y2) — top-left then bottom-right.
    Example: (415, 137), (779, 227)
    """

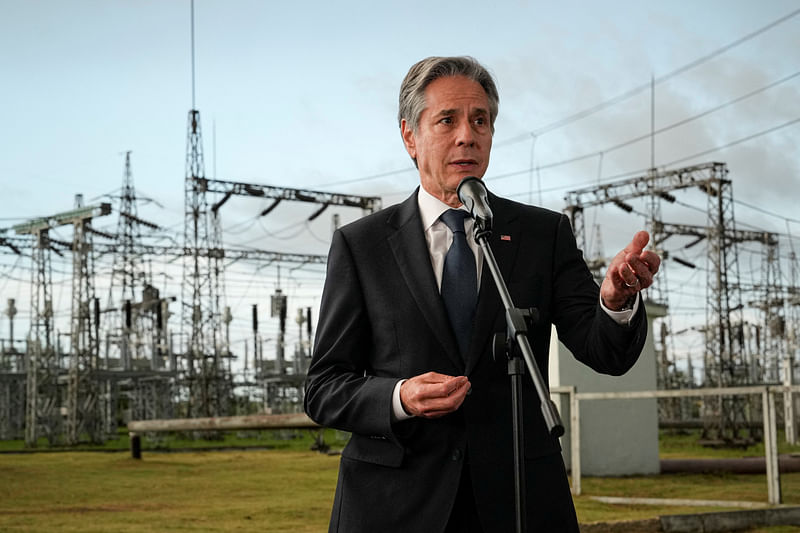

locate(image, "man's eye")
(439, 117), (452, 124)
(474, 117), (486, 126)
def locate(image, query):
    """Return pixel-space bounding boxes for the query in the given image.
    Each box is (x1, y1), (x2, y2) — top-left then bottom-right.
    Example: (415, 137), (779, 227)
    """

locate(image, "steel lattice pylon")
(701, 171), (749, 442)
(181, 109), (228, 418)
(107, 152), (154, 370)
(66, 213), (102, 444)
(104, 152), (173, 434)
(14, 203), (111, 446)
(18, 227), (59, 446)
(564, 162), (766, 442)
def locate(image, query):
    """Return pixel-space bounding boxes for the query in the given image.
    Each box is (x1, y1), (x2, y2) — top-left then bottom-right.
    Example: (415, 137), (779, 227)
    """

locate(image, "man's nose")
(455, 121), (476, 147)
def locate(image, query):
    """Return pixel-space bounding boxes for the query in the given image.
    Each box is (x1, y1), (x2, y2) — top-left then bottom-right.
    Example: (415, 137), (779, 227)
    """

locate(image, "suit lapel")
(387, 191), (463, 370)
(466, 195), (521, 374)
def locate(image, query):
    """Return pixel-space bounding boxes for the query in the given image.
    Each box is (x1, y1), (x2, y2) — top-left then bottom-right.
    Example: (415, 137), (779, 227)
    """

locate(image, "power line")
(583, 69), (800, 157)
(308, 8), (800, 192)
(734, 198), (800, 225)
(497, 116), (800, 200)
(492, 69), (800, 189)
(312, 166), (417, 189)
(495, 7), (800, 146)
(664, 116), (800, 167)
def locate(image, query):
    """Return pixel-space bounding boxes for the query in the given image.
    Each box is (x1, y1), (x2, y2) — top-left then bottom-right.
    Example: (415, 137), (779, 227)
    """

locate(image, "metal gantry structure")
(564, 162), (799, 443)
(0, 107), (380, 445)
(182, 109), (227, 419)
(179, 108), (380, 422)
(12, 201), (112, 445)
(101, 152), (175, 438)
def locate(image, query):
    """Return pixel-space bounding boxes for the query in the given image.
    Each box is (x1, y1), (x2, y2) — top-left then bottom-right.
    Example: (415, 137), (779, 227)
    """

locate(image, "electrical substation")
(0, 19), (797, 449)
(0, 109), (380, 446)
(565, 162), (800, 446)
(2, 135), (798, 448)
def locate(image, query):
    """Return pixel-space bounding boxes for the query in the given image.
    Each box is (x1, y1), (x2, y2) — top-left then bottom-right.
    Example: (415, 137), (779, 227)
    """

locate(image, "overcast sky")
(1, 1), (799, 378)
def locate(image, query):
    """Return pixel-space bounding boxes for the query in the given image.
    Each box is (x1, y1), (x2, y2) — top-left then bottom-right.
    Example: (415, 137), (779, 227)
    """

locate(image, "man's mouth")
(451, 159), (478, 168)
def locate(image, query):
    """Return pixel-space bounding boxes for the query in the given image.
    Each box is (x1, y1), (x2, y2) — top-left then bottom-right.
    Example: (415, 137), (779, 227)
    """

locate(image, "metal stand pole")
(477, 227), (564, 533)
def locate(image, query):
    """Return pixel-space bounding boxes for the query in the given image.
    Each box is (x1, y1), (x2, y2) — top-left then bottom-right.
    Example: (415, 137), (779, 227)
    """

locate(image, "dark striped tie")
(440, 209), (477, 360)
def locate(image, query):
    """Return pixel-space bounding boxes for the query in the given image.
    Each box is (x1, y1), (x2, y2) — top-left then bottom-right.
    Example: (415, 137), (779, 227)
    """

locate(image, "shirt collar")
(417, 186), (468, 231)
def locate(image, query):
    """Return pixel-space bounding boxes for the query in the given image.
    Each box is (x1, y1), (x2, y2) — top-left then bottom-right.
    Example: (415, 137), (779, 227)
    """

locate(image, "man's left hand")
(600, 230), (661, 311)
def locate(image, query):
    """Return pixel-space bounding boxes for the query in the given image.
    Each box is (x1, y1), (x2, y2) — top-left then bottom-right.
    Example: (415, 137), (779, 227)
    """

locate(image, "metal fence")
(127, 385), (799, 505)
(551, 384), (800, 505)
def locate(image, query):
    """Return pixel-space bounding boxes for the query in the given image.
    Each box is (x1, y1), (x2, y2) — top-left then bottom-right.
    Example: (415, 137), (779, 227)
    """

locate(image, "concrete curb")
(579, 506), (800, 532)
(580, 518), (660, 532)
(660, 506), (800, 532)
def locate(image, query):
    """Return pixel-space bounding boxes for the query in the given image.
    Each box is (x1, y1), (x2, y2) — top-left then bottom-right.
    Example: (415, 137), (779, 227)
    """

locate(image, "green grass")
(659, 429), (800, 459)
(0, 449), (338, 532)
(2, 447), (800, 532)
(1, 430), (800, 531)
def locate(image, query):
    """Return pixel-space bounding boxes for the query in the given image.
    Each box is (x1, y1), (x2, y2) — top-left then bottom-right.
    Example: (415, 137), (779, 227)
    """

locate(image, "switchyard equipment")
(564, 162), (799, 444)
(0, 0), (383, 445)
(13, 201), (111, 446)
(0, 138), (379, 446)
(180, 107), (380, 422)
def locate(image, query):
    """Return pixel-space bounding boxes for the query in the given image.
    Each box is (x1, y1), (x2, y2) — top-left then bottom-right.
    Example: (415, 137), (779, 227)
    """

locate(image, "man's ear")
(400, 119), (417, 160)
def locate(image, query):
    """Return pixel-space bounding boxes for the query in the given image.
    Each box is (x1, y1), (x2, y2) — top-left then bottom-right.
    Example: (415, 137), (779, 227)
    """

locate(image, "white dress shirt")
(417, 185), (483, 291)
(391, 186), (638, 420)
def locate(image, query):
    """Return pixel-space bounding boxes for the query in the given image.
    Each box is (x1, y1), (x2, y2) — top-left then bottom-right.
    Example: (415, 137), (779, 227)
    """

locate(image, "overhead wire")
(307, 7), (800, 190)
(495, 6), (800, 146)
(496, 70), (800, 191)
(10, 10), (800, 361)
(663, 116), (800, 167)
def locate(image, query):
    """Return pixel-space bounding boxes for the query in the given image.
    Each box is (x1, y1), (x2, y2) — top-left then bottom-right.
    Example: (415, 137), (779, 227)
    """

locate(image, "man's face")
(401, 75), (493, 207)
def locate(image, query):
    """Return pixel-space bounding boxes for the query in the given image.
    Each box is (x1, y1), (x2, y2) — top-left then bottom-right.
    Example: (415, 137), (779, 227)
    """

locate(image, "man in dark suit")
(304, 56), (660, 532)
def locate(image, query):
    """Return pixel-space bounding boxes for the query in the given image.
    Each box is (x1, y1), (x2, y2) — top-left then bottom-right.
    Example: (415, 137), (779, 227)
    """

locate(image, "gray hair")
(398, 56), (499, 134)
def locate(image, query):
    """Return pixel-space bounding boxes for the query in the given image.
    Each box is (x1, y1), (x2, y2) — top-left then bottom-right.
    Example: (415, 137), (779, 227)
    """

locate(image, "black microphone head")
(456, 176), (483, 208)
(457, 177), (492, 232)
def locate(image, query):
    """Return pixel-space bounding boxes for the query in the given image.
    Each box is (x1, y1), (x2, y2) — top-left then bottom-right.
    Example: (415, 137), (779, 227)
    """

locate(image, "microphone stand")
(472, 221), (565, 533)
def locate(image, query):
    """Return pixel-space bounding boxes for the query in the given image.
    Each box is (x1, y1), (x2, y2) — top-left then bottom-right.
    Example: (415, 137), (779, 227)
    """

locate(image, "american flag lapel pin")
(500, 234), (511, 241)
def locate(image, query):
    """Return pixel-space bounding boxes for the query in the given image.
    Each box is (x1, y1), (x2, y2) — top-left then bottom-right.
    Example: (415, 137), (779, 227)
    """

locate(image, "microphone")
(457, 177), (492, 232)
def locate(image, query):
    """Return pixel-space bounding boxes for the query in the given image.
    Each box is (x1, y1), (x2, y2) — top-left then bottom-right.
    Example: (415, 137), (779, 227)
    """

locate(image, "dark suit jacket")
(304, 189), (647, 533)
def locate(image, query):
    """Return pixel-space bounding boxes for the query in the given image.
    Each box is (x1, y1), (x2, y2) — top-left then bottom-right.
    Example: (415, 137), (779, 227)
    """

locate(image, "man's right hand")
(399, 372), (471, 418)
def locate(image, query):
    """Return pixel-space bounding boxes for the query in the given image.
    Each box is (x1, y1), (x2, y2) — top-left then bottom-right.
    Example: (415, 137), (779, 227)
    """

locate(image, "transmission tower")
(13, 223), (58, 446)
(65, 199), (111, 444)
(182, 108), (227, 418)
(564, 162), (766, 442)
(14, 202), (111, 445)
(104, 152), (173, 435)
(701, 174), (750, 443)
(107, 151), (155, 369)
